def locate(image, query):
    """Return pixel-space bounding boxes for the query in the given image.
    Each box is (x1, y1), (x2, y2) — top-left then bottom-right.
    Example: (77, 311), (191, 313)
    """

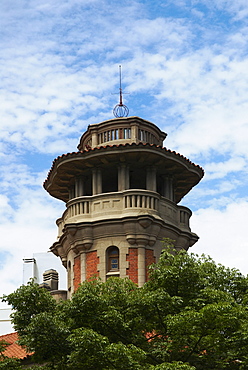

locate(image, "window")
(124, 128), (131, 139)
(106, 246), (119, 272)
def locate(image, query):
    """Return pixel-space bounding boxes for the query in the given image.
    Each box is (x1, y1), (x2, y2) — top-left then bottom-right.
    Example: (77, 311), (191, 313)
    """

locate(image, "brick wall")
(145, 249), (156, 282)
(86, 251), (99, 280)
(126, 248), (138, 284)
(73, 255), (81, 291)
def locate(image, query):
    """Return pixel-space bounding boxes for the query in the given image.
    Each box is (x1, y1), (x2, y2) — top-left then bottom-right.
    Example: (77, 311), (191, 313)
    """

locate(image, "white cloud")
(204, 157), (247, 180)
(190, 200), (248, 275)
(0, 185), (64, 295)
(166, 0), (248, 20)
(202, 0), (248, 20)
(0, 195), (13, 221)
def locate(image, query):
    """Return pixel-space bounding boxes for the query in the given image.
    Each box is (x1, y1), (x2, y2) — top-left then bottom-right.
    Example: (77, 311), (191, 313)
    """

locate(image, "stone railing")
(56, 190), (192, 237)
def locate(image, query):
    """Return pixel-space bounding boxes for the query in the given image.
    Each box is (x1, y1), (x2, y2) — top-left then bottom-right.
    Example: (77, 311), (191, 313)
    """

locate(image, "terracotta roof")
(43, 142), (204, 188)
(0, 332), (32, 359)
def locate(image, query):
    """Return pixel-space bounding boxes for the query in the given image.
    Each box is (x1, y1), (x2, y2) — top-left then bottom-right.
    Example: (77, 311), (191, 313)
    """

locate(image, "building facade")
(44, 116), (204, 297)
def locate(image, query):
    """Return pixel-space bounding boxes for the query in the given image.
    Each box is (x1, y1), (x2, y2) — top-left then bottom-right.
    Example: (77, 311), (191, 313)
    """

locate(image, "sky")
(1, 0), (248, 298)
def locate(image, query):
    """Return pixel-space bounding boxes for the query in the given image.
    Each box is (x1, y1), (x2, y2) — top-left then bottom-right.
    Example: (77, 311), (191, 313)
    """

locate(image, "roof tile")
(0, 332), (32, 360)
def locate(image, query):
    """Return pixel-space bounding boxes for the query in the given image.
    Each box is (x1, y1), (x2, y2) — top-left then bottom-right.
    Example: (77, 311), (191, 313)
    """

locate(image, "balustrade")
(56, 190), (192, 238)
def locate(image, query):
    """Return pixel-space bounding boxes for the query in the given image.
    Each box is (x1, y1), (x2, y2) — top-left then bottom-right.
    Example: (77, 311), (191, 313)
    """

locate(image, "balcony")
(56, 190), (192, 238)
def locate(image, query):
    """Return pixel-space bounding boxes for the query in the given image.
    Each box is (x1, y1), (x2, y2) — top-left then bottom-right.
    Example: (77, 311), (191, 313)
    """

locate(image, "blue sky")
(1, 0), (248, 295)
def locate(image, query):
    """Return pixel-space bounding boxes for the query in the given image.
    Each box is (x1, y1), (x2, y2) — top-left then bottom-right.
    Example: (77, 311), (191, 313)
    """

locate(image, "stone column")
(130, 122), (138, 142)
(75, 177), (84, 197)
(69, 187), (75, 200)
(163, 176), (174, 200)
(97, 169), (102, 194)
(118, 164), (129, 191)
(92, 168), (102, 195)
(92, 169), (97, 195)
(91, 130), (98, 148)
(146, 166), (156, 191)
(138, 246), (146, 287)
(80, 251), (86, 283)
(136, 236), (148, 287)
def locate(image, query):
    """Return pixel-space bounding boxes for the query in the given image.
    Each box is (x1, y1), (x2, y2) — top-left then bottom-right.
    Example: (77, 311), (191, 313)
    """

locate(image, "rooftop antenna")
(113, 65), (129, 118)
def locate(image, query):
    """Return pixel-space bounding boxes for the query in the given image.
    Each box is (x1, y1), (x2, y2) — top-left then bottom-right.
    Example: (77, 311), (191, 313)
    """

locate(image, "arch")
(106, 246), (120, 273)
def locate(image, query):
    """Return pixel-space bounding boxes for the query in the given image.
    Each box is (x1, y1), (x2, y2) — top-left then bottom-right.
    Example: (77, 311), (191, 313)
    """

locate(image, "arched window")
(106, 246), (119, 273)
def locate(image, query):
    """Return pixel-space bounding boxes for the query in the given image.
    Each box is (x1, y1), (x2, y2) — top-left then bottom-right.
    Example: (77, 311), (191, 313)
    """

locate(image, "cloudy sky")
(1, 0), (248, 297)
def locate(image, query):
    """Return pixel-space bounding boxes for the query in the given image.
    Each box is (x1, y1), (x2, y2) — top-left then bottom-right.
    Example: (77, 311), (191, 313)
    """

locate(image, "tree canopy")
(2, 239), (248, 369)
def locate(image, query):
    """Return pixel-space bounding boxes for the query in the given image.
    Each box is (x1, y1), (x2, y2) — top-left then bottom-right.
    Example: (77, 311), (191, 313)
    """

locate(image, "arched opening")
(106, 246), (120, 277)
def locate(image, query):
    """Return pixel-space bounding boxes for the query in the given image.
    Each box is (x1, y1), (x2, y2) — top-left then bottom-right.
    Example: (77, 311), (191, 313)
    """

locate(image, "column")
(130, 122), (138, 142)
(91, 130), (98, 148)
(163, 176), (174, 200)
(75, 177), (84, 197)
(92, 169), (97, 195)
(92, 168), (102, 195)
(118, 164), (129, 191)
(69, 186), (75, 200)
(146, 166), (157, 191)
(80, 251), (86, 283)
(97, 169), (102, 194)
(163, 176), (169, 199)
(138, 246), (146, 287)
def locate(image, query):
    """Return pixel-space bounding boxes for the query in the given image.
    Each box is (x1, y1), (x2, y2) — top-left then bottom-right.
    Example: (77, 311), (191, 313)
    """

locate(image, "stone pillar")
(163, 176), (174, 200)
(163, 176), (168, 199)
(97, 169), (102, 194)
(69, 186), (75, 200)
(118, 164), (129, 191)
(92, 169), (97, 195)
(146, 166), (156, 191)
(75, 177), (84, 197)
(92, 168), (102, 195)
(92, 130), (98, 148)
(138, 246), (146, 287)
(130, 122), (138, 142)
(80, 251), (86, 283)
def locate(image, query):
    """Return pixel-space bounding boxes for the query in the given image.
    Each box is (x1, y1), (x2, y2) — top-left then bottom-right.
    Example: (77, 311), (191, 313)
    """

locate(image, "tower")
(44, 116), (204, 296)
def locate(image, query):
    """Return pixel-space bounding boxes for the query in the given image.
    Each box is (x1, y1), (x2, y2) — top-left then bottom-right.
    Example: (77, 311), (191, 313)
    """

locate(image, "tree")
(2, 240), (248, 369)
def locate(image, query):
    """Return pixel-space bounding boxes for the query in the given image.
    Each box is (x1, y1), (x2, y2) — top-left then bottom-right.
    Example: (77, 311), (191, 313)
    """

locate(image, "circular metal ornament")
(113, 104), (129, 118)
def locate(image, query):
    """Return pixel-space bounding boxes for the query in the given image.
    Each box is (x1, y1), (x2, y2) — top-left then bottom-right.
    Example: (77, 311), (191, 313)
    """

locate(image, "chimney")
(43, 269), (59, 291)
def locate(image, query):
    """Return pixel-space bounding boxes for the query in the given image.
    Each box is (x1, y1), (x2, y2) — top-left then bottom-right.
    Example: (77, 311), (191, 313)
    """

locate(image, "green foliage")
(0, 358), (21, 370)
(150, 362), (195, 370)
(2, 239), (248, 369)
(2, 279), (56, 335)
(67, 328), (146, 369)
(20, 311), (70, 364)
(0, 340), (9, 359)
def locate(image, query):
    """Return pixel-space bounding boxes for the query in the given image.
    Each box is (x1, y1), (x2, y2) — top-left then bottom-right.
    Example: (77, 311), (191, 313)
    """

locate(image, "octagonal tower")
(44, 116), (204, 296)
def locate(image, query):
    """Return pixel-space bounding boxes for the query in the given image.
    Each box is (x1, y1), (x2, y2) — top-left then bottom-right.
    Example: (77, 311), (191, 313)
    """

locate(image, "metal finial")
(113, 65), (129, 118)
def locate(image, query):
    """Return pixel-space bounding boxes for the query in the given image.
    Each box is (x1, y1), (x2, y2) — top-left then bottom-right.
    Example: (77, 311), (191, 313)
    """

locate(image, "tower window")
(107, 246), (119, 272)
(124, 128), (131, 139)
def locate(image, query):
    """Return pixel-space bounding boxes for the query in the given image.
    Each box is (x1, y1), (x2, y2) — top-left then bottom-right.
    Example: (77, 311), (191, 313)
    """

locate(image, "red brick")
(126, 248), (138, 284)
(86, 251), (99, 280)
(145, 249), (156, 282)
(73, 255), (81, 291)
